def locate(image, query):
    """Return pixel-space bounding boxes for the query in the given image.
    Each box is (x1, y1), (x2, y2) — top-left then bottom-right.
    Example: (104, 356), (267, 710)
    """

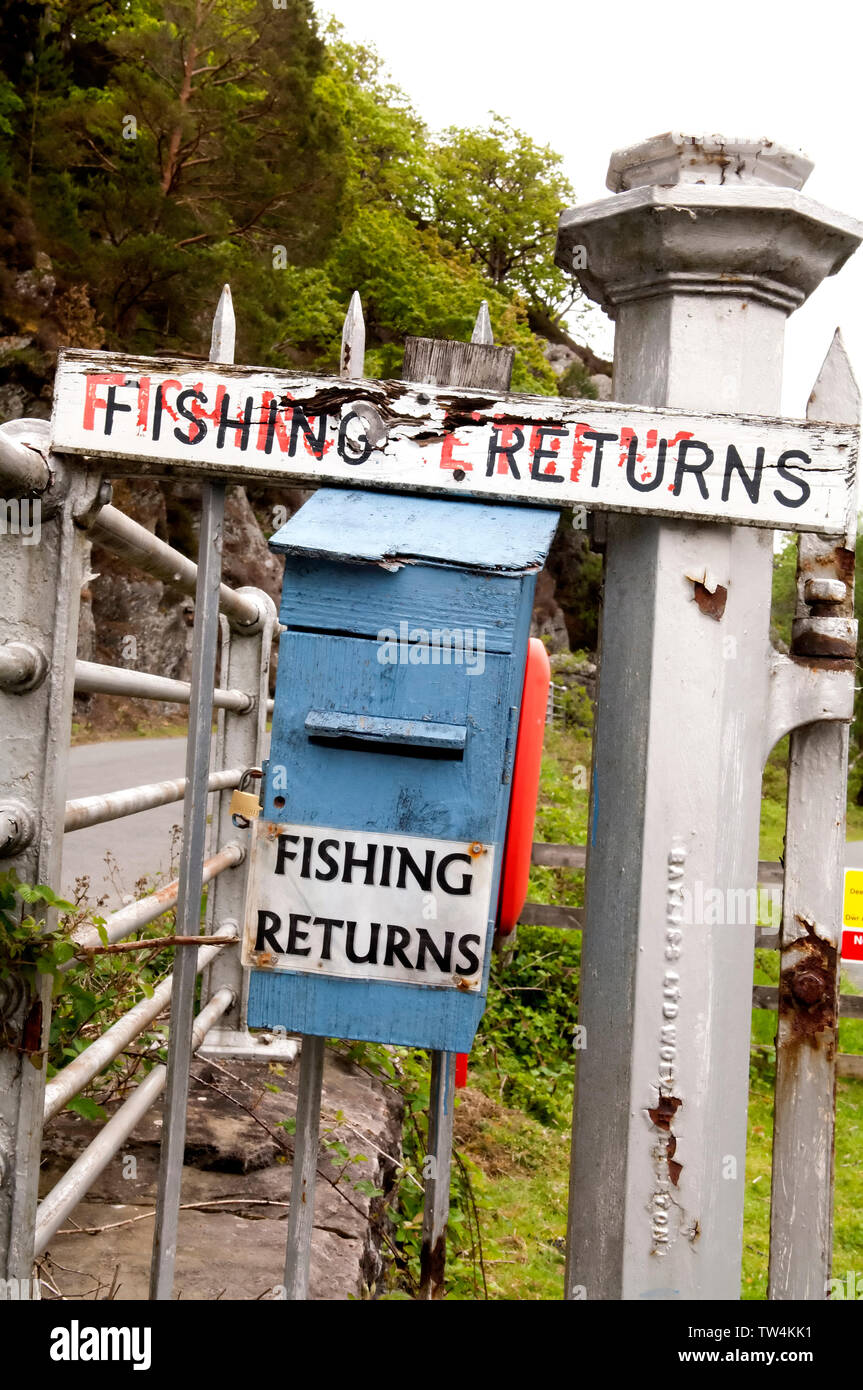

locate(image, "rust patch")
(791, 630), (856, 661)
(789, 653), (854, 673)
(778, 915), (839, 1052)
(692, 581), (727, 621)
(648, 1094), (682, 1130)
(420, 1232), (447, 1299)
(666, 1138), (683, 1187)
(21, 996), (43, 1062)
(648, 1094), (683, 1186)
(810, 543), (856, 590)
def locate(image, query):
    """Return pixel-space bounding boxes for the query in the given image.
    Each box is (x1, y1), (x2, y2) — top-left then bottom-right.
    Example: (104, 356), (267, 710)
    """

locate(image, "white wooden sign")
(242, 821), (495, 992)
(51, 349), (858, 534)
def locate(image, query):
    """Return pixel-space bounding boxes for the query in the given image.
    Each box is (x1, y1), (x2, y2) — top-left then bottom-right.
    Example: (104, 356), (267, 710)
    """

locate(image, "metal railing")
(0, 288), (288, 1294)
(34, 986), (235, 1256)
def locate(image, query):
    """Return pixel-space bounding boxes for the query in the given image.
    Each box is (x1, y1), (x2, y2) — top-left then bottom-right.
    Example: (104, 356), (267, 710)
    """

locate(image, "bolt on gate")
(0, 130), (861, 1302)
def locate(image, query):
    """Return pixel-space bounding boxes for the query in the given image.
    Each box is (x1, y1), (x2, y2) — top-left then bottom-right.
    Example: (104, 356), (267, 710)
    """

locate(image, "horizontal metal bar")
(34, 987), (233, 1257)
(90, 505), (261, 629)
(0, 418), (52, 493)
(529, 841), (784, 884)
(752, 984), (863, 1018)
(44, 932), (236, 1121)
(74, 659), (251, 712)
(64, 767), (243, 832)
(67, 841), (244, 961)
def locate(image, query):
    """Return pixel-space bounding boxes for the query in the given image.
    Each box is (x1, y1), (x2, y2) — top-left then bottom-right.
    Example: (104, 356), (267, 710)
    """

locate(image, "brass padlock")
(229, 788), (262, 823)
(230, 768), (262, 828)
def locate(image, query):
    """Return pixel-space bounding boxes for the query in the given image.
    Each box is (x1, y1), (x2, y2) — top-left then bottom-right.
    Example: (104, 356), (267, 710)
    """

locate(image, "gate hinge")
(762, 648), (855, 765)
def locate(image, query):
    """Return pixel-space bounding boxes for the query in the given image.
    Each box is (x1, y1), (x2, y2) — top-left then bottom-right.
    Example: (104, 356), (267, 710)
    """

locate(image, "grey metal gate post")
(150, 286), (235, 1300)
(0, 424), (104, 1282)
(555, 134), (862, 1300)
(768, 333), (859, 1298)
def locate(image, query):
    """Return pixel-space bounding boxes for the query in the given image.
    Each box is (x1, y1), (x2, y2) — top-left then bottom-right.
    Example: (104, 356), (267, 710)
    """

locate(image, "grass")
(453, 1091), (569, 1300)
(71, 717), (187, 746)
(742, 1062), (863, 1299)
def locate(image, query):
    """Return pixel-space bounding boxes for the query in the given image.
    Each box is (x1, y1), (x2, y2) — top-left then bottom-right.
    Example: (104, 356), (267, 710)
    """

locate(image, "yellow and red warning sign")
(842, 868), (863, 961)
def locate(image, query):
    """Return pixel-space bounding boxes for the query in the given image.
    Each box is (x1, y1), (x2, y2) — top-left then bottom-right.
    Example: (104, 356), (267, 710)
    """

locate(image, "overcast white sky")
(319, 0), (863, 420)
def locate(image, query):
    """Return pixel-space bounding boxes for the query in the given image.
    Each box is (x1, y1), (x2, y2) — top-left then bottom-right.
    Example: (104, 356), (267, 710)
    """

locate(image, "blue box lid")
(269, 488), (559, 573)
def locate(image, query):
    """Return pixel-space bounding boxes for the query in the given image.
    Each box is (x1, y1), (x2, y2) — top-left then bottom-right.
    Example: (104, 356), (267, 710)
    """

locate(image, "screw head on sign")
(469, 842), (484, 857)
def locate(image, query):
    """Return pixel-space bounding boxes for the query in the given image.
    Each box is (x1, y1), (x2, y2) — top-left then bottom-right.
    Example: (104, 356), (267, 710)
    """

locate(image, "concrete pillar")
(555, 133), (862, 1300)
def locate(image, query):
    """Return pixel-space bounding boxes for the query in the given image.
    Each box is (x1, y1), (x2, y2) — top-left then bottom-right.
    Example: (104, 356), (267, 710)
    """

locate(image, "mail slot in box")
(244, 488), (559, 1052)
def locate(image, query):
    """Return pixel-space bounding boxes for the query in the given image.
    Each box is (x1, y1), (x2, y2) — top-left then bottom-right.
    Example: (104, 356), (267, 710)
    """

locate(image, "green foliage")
(431, 115), (575, 311)
(0, 864), (177, 1099)
(0, 5), (586, 391)
(476, 928), (581, 1126)
(0, 870), (76, 991)
(770, 536), (797, 649)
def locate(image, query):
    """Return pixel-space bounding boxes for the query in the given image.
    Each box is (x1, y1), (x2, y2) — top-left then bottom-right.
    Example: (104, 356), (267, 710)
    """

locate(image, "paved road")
(62, 738), (189, 908)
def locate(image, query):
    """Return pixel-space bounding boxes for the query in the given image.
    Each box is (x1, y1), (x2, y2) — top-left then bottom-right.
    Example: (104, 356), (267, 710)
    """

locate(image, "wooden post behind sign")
(404, 316), (515, 1300)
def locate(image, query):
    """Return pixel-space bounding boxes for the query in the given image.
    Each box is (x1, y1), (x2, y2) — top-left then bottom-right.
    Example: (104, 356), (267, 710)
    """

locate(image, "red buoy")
(497, 638), (551, 936)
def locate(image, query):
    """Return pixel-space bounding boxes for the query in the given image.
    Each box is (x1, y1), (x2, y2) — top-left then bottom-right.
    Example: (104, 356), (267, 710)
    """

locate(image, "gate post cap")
(607, 133), (813, 193)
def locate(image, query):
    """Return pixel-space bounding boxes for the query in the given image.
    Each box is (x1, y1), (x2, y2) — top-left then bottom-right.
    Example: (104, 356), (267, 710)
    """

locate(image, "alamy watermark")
(377, 621), (486, 676)
(677, 883), (781, 928)
(0, 497), (40, 545)
(827, 1270), (863, 1299)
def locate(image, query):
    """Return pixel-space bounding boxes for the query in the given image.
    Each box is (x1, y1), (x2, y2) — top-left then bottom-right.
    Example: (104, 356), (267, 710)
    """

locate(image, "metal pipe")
(283, 1033), (325, 1300)
(44, 932), (237, 1121)
(419, 1051), (456, 1300)
(90, 504), (262, 630)
(64, 767), (243, 832)
(0, 641), (47, 693)
(34, 988), (234, 1257)
(0, 418), (52, 494)
(68, 841), (244, 959)
(74, 659), (251, 712)
(199, 590), (276, 1043)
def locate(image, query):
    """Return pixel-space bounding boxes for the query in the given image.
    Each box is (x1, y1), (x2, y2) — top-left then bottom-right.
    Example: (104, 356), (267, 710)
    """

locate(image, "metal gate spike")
(471, 299), (494, 345)
(807, 329), (860, 428)
(209, 284), (236, 366)
(341, 291), (366, 380)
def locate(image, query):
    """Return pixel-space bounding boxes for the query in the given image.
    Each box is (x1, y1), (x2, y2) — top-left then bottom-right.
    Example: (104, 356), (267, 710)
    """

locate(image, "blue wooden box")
(245, 488), (558, 1051)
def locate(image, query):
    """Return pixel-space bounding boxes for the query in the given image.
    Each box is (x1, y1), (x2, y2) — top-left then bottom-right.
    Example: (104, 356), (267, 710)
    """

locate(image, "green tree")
(432, 115), (574, 306)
